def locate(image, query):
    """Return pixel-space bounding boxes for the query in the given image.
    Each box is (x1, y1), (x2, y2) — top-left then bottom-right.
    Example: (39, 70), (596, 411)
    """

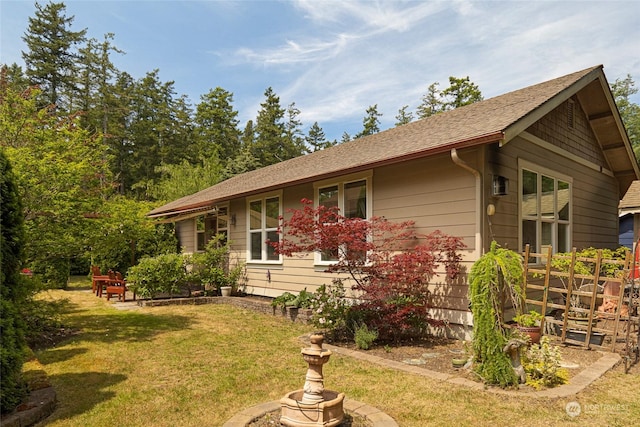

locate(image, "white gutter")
(450, 148), (483, 257)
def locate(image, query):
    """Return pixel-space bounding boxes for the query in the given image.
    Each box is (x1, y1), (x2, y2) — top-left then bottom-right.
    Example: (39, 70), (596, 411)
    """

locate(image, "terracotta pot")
(516, 325), (541, 344)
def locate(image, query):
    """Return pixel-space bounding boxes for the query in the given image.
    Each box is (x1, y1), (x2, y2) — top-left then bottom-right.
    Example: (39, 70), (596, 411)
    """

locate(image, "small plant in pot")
(513, 310), (544, 344)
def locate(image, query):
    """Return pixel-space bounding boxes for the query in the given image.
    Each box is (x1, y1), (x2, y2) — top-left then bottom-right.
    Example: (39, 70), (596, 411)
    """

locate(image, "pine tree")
(285, 102), (307, 155)
(355, 104), (382, 138)
(21, 1), (87, 109)
(194, 87), (241, 162)
(441, 76), (483, 109)
(395, 105), (414, 126)
(306, 121), (331, 151)
(417, 82), (441, 119)
(253, 87), (287, 166)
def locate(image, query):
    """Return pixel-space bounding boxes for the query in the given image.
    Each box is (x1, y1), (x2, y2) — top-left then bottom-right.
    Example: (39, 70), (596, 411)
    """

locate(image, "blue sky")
(2, 0), (639, 141)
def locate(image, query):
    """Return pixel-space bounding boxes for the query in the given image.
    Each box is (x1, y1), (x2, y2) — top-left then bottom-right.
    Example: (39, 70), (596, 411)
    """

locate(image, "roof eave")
(148, 131), (505, 220)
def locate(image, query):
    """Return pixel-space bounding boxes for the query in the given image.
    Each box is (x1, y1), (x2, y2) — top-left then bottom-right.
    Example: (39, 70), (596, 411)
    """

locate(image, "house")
(619, 180), (640, 249)
(148, 65), (639, 334)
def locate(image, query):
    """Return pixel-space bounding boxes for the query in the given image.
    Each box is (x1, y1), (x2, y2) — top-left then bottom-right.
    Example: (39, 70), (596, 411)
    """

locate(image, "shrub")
(187, 236), (245, 294)
(522, 336), (569, 389)
(126, 253), (186, 299)
(354, 323), (378, 350)
(271, 289), (313, 310)
(128, 236), (245, 299)
(308, 280), (351, 337)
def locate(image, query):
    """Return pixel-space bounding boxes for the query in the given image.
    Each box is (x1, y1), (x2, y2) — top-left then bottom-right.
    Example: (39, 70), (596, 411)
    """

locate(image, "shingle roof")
(620, 180), (640, 211)
(148, 65), (615, 217)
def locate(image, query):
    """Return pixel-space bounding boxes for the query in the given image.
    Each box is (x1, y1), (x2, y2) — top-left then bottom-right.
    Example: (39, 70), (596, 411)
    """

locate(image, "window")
(248, 195), (281, 262)
(520, 162), (571, 256)
(195, 205), (229, 252)
(196, 215), (206, 251)
(316, 176), (370, 263)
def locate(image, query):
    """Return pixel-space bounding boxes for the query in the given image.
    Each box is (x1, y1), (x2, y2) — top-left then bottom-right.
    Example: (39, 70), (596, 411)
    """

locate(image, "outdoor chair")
(91, 266), (110, 297)
(105, 271), (135, 302)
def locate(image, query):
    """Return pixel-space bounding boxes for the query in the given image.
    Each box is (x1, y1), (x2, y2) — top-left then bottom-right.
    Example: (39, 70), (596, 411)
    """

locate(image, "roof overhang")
(502, 67), (640, 198)
(148, 205), (216, 223)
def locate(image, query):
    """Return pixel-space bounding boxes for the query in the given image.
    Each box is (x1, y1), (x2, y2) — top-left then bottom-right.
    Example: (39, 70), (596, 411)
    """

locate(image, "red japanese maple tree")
(272, 199), (466, 341)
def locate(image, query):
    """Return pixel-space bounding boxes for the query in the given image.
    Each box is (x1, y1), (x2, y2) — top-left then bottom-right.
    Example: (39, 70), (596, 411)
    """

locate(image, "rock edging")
(0, 387), (56, 427)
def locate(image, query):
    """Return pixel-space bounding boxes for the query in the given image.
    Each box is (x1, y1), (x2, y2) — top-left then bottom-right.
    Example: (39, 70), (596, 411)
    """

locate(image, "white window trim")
(246, 191), (283, 265)
(313, 171), (372, 266)
(518, 159), (572, 256)
(194, 204), (230, 253)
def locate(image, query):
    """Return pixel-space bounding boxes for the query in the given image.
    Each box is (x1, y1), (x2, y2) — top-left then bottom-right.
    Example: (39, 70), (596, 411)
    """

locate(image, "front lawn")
(26, 278), (639, 426)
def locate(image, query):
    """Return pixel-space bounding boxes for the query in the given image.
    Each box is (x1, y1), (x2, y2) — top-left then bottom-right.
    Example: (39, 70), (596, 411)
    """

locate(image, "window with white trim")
(195, 205), (229, 252)
(315, 176), (370, 264)
(520, 162), (571, 255)
(248, 195), (281, 262)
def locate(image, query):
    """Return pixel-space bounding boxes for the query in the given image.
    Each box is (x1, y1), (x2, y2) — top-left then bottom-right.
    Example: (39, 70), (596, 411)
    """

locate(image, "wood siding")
(171, 99), (619, 334)
(488, 99), (620, 251)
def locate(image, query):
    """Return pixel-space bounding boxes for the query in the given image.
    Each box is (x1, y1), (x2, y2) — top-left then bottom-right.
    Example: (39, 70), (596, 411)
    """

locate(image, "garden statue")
(503, 337), (528, 384)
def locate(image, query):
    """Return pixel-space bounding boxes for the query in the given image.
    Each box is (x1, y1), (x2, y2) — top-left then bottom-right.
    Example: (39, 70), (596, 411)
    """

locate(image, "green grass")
(27, 279), (640, 426)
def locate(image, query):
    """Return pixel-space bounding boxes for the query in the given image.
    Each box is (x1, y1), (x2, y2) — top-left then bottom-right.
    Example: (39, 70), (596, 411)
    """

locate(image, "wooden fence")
(522, 245), (639, 353)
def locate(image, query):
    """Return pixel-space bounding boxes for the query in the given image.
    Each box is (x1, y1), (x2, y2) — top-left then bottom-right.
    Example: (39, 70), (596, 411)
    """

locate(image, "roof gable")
(150, 65), (638, 218)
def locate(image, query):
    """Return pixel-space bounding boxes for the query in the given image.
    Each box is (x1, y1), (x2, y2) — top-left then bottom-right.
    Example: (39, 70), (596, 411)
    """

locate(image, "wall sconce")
(230, 213), (236, 226)
(492, 175), (508, 196)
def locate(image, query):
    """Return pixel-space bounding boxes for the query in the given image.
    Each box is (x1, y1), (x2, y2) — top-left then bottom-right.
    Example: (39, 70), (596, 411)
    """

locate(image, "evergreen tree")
(441, 76), (483, 109)
(611, 75), (640, 160)
(341, 132), (351, 143)
(76, 33), (123, 136)
(355, 104), (382, 138)
(417, 82), (441, 119)
(241, 119), (256, 149)
(194, 87), (241, 162)
(417, 77), (483, 119)
(223, 145), (260, 179)
(0, 150), (27, 413)
(109, 71), (135, 194)
(127, 70), (192, 199)
(21, 1), (87, 109)
(285, 102), (307, 155)
(395, 105), (414, 126)
(306, 121), (332, 151)
(0, 64), (30, 93)
(253, 87), (287, 166)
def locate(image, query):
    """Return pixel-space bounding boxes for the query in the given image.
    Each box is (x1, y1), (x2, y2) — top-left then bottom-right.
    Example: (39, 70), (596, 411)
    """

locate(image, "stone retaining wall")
(139, 296), (314, 324)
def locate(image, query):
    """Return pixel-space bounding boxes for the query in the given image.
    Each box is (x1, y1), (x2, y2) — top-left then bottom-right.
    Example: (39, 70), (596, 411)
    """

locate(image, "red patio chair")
(105, 271), (135, 302)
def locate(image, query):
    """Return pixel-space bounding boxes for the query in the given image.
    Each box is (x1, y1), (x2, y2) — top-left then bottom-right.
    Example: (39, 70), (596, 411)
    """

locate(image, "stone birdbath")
(280, 333), (345, 427)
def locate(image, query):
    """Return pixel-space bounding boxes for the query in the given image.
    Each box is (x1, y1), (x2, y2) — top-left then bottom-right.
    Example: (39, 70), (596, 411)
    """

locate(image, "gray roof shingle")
(149, 66), (603, 217)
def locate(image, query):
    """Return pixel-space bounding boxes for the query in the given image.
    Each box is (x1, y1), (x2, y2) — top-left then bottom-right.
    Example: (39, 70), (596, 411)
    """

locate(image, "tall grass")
(28, 278), (639, 426)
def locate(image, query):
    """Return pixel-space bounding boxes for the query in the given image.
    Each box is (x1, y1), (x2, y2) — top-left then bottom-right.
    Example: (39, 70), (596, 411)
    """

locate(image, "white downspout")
(451, 148), (483, 257)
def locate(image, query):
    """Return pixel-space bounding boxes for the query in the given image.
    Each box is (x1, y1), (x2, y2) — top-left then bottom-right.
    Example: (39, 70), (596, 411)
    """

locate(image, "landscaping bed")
(331, 335), (605, 385)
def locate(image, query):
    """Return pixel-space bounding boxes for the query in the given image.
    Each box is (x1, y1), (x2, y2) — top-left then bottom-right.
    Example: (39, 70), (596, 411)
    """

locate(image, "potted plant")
(513, 310), (544, 344)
